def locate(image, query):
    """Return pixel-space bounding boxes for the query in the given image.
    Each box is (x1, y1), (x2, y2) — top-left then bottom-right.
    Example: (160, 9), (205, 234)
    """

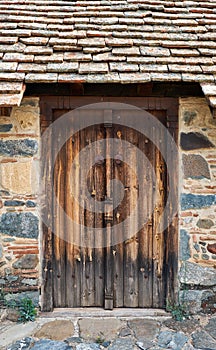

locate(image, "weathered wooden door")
(40, 97), (178, 310)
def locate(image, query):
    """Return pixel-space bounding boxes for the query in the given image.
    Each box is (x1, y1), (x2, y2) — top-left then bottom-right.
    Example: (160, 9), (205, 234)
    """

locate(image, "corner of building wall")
(0, 96), (41, 305)
(178, 97), (216, 314)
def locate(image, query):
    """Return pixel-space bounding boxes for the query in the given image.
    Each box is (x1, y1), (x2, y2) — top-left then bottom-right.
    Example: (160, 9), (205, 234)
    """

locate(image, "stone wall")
(179, 97), (216, 313)
(0, 98), (40, 297)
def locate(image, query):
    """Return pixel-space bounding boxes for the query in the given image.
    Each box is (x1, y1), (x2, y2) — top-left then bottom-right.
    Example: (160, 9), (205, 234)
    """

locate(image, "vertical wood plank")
(40, 100), (53, 311)
(94, 124), (106, 306)
(151, 110), (167, 308)
(124, 126), (139, 307)
(138, 129), (153, 307)
(81, 126), (95, 306)
(113, 124), (124, 307)
(65, 118), (75, 307)
(53, 112), (66, 307)
(104, 120), (114, 310)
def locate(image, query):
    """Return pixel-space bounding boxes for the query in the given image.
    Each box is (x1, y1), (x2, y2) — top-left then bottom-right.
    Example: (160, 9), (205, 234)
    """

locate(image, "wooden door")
(40, 97), (178, 311)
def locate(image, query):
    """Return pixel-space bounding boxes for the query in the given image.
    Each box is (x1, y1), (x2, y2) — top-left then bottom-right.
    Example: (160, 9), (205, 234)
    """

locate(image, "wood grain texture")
(40, 96), (178, 310)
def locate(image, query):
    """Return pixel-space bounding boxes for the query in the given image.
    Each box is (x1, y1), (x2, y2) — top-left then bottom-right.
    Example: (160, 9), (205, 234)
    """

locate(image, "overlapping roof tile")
(1, 0), (216, 105)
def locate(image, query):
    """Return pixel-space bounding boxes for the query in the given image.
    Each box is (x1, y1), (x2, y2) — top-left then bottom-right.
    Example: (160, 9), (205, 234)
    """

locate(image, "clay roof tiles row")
(0, 0), (216, 105)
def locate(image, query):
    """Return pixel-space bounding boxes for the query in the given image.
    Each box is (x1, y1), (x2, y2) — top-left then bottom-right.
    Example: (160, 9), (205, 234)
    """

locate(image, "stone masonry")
(179, 97), (216, 313)
(0, 97), (39, 296)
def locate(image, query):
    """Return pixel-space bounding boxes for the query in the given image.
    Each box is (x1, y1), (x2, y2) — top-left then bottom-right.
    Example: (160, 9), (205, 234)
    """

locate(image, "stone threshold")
(40, 307), (170, 319)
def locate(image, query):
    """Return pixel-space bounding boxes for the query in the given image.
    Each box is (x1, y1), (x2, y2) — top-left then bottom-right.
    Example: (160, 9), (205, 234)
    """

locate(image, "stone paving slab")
(0, 312), (216, 350)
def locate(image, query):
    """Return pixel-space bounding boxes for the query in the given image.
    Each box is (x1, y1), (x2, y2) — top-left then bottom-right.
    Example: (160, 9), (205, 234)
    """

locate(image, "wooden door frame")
(40, 96), (179, 312)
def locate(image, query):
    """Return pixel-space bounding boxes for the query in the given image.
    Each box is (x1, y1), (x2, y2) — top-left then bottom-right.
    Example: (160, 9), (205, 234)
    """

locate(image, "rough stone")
(180, 132), (214, 150)
(0, 139), (38, 156)
(0, 244), (2, 258)
(179, 261), (216, 286)
(181, 194), (215, 210)
(163, 318), (199, 334)
(158, 331), (188, 350)
(7, 337), (34, 350)
(197, 219), (214, 229)
(108, 338), (135, 350)
(119, 327), (132, 337)
(207, 243), (216, 255)
(79, 318), (123, 341)
(66, 337), (83, 345)
(0, 190), (10, 196)
(34, 320), (74, 341)
(192, 330), (216, 349)
(11, 99), (39, 134)
(157, 331), (173, 347)
(30, 339), (72, 350)
(0, 124), (13, 132)
(6, 309), (19, 322)
(0, 160), (37, 195)
(76, 344), (100, 350)
(26, 200), (36, 207)
(136, 339), (154, 349)
(102, 341), (111, 348)
(4, 200), (25, 206)
(183, 111), (197, 126)
(6, 275), (18, 282)
(0, 212), (39, 238)
(183, 154), (211, 179)
(171, 333), (189, 350)
(204, 318), (216, 340)
(12, 254), (38, 269)
(179, 229), (191, 261)
(180, 290), (214, 314)
(21, 278), (37, 286)
(5, 291), (39, 306)
(128, 319), (159, 341)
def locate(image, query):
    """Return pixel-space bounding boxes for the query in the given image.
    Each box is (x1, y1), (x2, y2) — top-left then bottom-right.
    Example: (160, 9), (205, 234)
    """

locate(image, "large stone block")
(179, 261), (216, 286)
(180, 289), (214, 314)
(0, 212), (39, 238)
(180, 132), (214, 151)
(12, 254), (38, 269)
(0, 139), (38, 157)
(11, 97), (39, 135)
(181, 193), (215, 210)
(183, 154), (210, 179)
(0, 160), (38, 194)
(34, 320), (74, 341)
(180, 97), (216, 129)
(79, 318), (123, 341)
(5, 290), (39, 305)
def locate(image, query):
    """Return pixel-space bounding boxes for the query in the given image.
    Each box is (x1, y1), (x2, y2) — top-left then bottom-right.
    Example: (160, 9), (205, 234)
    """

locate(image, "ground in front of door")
(0, 309), (216, 350)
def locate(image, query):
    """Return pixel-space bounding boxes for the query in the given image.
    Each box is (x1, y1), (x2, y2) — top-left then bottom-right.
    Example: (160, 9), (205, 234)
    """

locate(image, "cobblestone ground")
(1, 312), (216, 350)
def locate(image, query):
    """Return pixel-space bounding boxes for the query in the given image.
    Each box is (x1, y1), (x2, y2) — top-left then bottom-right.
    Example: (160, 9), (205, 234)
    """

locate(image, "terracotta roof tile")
(0, 82), (23, 94)
(47, 62), (78, 73)
(79, 62), (108, 74)
(17, 63), (47, 73)
(3, 53), (34, 62)
(93, 52), (126, 62)
(25, 73), (58, 83)
(109, 62), (139, 72)
(201, 83), (216, 96)
(0, 0), (216, 104)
